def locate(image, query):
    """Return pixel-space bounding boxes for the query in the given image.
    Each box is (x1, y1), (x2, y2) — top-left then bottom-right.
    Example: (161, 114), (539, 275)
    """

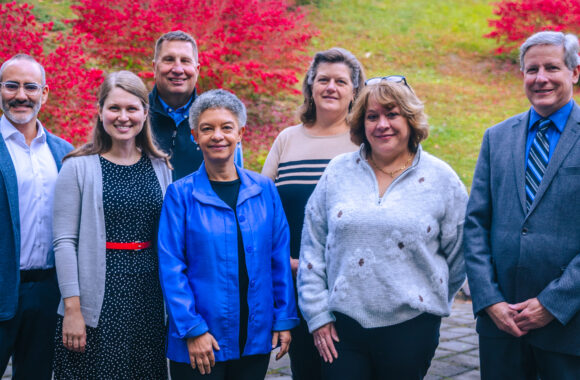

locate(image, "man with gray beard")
(0, 54), (72, 379)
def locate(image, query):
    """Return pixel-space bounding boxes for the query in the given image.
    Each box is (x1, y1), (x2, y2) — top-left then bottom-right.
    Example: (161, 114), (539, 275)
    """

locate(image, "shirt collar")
(529, 99), (574, 133)
(158, 94), (194, 115)
(0, 115), (46, 143)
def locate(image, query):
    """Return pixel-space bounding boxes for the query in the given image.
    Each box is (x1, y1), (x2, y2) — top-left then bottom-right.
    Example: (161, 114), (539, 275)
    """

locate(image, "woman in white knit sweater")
(297, 78), (468, 380)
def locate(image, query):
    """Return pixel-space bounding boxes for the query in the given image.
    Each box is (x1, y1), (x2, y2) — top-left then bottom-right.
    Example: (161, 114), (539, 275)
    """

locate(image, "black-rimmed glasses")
(365, 75), (409, 87)
(0, 81), (44, 96)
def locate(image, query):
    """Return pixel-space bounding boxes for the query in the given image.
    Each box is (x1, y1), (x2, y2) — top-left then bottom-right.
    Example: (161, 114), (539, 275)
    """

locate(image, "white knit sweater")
(297, 146), (468, 332)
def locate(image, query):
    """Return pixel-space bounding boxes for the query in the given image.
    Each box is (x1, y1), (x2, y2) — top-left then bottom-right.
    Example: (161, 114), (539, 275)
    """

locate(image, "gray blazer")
(464, 103), (580, 356)
(53, 154), (172, 327)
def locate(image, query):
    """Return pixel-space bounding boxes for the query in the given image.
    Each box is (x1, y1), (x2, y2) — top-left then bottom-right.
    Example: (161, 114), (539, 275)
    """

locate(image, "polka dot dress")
(54, 154), (167, 379)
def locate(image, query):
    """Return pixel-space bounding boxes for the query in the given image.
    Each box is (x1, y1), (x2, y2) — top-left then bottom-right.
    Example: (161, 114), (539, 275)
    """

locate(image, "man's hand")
(313, 322), (339, 363)
(290, 258), (299, 278)
(485, 302), (527, 337)
(510, 297), (555, 331)
(186, 332), (220, 375)
(272, 330), (292, 360)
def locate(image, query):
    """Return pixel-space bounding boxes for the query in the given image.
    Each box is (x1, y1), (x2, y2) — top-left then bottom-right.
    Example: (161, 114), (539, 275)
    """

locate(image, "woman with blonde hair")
(52, 70), (172, 379)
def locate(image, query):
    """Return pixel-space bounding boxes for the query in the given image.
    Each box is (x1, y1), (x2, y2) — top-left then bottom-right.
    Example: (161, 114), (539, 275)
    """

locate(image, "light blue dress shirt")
(0, 116), (58, 270)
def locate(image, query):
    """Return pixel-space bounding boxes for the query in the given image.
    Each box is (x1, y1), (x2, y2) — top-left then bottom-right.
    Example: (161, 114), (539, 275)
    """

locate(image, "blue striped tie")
(525, 118), (552, 211)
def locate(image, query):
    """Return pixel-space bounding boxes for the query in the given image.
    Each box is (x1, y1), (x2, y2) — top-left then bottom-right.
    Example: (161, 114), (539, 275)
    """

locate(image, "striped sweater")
(262, 124), (359, 259)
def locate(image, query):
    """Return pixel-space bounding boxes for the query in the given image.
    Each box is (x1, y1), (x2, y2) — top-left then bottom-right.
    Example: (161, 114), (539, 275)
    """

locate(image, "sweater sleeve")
(297, 171), (334, 332)
(53, 159), (82, 299)
(440, 172), (469, 304)
(261, 131), (283, 181)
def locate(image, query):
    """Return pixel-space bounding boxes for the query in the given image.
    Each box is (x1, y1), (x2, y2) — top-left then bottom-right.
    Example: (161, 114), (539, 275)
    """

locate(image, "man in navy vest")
(0, 54), (73, 379)
(149, 31), (242, 181)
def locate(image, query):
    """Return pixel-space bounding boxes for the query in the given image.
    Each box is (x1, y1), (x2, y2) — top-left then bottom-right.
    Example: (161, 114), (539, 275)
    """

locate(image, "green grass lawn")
(306, 0), (579, 189)
(22, 0), (580, 188)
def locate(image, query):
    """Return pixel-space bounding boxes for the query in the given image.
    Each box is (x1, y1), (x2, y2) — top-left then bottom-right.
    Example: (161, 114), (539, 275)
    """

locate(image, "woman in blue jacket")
(158, 89), (298, 379)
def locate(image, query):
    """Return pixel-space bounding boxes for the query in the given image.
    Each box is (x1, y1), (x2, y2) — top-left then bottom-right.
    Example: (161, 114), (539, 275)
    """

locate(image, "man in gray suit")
(464, 30), (580, 379)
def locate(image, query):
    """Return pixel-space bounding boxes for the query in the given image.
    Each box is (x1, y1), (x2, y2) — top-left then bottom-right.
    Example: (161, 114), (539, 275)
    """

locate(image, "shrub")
(0, 2), (103, 145)
(1, 0), (317, 168)
(486, 0), (580, 55)
(69, 0), (317, 98)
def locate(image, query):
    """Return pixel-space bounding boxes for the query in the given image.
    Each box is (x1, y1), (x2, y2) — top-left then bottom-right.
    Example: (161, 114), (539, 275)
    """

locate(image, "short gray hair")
(189, 89), (247, 131)
(0, 54), (46, 85)
(520, 31), (580, 71)
(154, 30), (198, 64)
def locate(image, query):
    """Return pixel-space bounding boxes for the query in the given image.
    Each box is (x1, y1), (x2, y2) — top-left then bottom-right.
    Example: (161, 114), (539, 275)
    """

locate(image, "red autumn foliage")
(486, 0), (580, 54)
(1, 0), (316, 167)
(68, 0), (317, 98)
(0, 2), (103, 145)
(68, 0), (317, 166)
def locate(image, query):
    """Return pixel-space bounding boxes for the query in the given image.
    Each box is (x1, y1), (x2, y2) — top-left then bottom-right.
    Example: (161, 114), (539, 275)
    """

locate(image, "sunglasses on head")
(364, 75), (409, 88)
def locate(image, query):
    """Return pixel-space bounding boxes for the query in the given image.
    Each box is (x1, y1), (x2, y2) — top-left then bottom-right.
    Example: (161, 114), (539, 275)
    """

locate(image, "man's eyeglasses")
(365, 75), (409, 88)
(0, 81), (45, 96)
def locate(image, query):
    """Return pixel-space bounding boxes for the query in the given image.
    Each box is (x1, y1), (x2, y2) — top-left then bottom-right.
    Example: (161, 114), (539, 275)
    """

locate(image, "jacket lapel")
(191, 163), (230, 208)
(511, 112), (530, 214)
(0, 134), (21, 247)
(46, 131), (64, 171)
(191, 163), (262, 208)
(528, 103), (580, 214)
(237, 167), (262, 206)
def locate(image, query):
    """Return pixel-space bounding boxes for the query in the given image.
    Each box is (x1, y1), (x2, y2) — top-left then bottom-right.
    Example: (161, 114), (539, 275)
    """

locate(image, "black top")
(276, 182), (319, 259)
(209, 178), (249, 355)
(149, 86), (203, 181)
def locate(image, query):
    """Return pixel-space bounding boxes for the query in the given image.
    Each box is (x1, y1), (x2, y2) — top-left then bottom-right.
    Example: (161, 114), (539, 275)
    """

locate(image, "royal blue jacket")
(157, 163), (298, 363)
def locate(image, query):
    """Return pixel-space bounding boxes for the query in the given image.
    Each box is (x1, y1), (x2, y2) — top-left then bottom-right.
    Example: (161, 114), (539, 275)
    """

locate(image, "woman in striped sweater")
(262, 47), (365, 380)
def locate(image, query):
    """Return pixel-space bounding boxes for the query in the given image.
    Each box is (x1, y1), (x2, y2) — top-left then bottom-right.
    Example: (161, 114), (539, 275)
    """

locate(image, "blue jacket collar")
(191, 162), (262, 208)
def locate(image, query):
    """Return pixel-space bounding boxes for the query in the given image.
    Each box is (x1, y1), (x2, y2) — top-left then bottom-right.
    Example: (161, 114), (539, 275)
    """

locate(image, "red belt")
(106, 241), (152, 250)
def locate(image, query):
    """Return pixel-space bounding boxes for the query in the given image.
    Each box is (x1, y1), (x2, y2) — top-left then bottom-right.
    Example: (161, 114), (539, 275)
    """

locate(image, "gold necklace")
(370, 154), (413, 178)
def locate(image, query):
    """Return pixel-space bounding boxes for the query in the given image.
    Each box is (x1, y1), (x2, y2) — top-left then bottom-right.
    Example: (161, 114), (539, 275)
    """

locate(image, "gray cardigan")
(53, 154), (172, 327)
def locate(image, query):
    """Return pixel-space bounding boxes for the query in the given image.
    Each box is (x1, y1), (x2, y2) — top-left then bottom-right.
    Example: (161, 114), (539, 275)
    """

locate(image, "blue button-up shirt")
(525, 99), (574, 161)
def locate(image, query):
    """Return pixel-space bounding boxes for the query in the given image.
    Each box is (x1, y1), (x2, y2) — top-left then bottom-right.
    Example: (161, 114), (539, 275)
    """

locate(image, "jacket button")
(521, 227), (528, 235)
(250, 280), (256, 287)
(247, 246), (253, 253)
(239, 215), (246, 222)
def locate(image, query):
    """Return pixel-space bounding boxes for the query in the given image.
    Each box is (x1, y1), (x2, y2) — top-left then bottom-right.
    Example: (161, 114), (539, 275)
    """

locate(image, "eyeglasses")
(0, 81), (45, 96)
(365, 75), (409, 87)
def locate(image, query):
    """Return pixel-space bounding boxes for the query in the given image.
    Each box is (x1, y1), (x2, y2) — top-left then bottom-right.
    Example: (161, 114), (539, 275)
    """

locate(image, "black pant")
(289, 315), (321, 380)
(0, 272), (60, 380)
(322, 312), (441, 380)
(170, 354), (270, 380)
(480, 335), (580, 380)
